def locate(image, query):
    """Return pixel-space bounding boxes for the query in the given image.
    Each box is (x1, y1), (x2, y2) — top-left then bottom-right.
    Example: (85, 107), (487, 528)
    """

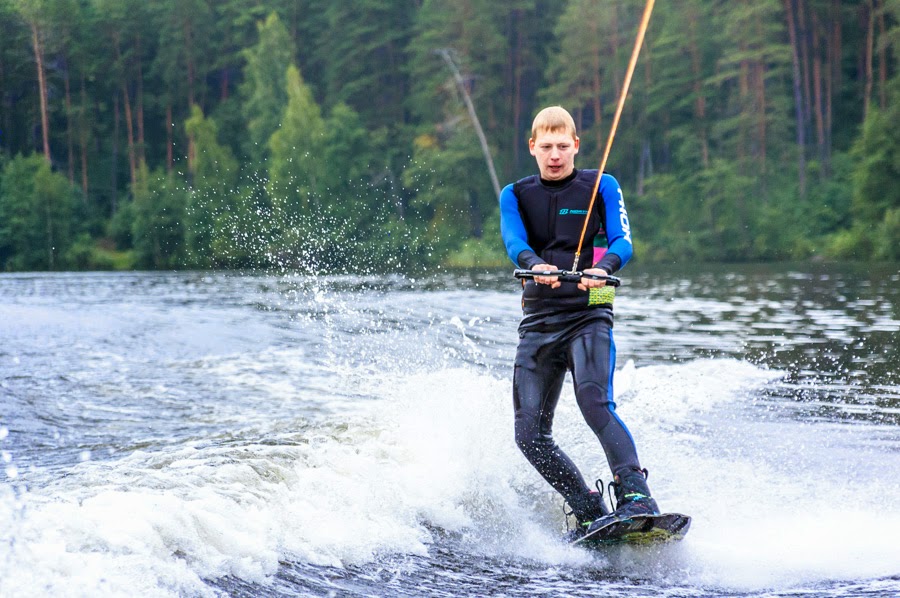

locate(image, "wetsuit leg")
(513, 334), (592, 498)
(568, 318), (642, 479)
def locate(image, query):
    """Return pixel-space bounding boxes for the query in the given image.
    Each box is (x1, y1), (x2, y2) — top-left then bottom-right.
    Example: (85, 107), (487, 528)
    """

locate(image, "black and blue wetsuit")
(499, 168), (643, 502)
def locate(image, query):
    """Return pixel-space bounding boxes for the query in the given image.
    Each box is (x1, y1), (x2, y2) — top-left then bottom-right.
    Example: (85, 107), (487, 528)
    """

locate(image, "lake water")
(1, 264), (899, 597)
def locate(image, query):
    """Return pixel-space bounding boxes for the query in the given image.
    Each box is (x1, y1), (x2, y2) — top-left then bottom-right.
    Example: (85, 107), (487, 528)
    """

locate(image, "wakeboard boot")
(610, 467), (659, 518)
(583, 468), (659, 535)
(563, 488), (610, 541)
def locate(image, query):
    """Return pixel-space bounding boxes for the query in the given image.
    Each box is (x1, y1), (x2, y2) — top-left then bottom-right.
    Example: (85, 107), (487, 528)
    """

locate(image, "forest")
(0, 0), (898, 273)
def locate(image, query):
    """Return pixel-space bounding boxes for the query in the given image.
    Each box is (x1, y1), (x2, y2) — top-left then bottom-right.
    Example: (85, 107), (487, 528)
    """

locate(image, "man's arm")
(593, 173), (634, 274)
(499, 184), (545, 269)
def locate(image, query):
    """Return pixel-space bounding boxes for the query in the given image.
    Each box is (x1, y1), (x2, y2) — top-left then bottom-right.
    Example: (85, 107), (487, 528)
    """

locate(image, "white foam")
(2, 358), (898, 595)
(607, 359), (900, 590)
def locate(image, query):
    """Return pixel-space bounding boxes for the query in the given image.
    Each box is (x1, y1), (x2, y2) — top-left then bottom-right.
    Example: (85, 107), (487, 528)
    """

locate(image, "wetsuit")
(499, 168), (642, 500)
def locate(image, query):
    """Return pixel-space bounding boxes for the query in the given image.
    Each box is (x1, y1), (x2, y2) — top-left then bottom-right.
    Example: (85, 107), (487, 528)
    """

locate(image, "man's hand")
(532, 263), (561, 289)
(578, 268), (608, 291)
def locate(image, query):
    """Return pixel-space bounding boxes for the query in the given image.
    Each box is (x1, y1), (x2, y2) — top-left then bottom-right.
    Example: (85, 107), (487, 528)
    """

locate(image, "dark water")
(1, 264), (898, 597)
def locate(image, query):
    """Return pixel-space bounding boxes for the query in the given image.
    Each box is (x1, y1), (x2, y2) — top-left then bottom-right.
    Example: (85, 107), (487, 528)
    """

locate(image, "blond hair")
(530, 106), (577, 140)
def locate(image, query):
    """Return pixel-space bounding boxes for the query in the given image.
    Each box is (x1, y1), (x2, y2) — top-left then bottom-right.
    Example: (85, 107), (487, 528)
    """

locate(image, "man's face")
(529, 130), (579, 181)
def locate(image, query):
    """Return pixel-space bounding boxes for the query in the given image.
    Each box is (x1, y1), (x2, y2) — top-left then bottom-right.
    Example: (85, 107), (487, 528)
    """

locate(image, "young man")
(499, 106), (658, 539)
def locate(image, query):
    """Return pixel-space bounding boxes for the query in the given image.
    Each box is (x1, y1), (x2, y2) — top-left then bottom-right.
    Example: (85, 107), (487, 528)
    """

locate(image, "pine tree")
(267, 64), (326, 222)
(540, 0), (622, 161)
(130, 164), (187, 269)
(183, 105), (240, 266)
(240, 12), (296, 164)
(318, 0), (414, 128)
(0, 154), (77, 269)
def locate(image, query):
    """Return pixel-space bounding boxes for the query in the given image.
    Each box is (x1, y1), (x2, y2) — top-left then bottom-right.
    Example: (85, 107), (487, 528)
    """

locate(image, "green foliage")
(0, 154), (78, 270)
(267, 64), (326, 219)
(540, 0), (622, 159)
(65, 233), (135, 270)
(707, 0), (792, 163)
(851, 105), (900, 226)
(402, 127), (496, 262)
(240, 12), (296, 164)
(406, 0), (517, 179)
(875, 208), (900, 260)
(130, 165), (187, 269)
(149, 0), (214, 108)
(265, 72), (424, 272)
(319, 102), (380, 231)
(184, 105), (242, 267)
(318, 1), (413, 127)
(0, 0), (898, 272)
(837, 82), (900, 260)
(444, 206), (507, 267)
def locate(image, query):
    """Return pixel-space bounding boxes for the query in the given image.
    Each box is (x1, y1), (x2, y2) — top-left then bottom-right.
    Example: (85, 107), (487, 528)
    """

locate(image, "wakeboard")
(571, 512), (691, 547)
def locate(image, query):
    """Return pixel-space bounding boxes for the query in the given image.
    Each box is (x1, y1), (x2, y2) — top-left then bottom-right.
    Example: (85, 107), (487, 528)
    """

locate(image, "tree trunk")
(738, 37), (749, 165)
(112, 93), (119, 214)
(184, 19), (196, 108)
(590, 15), (603, 153)
(642, 26), (653, 182)
(812, 13), (827, 174)
(64, 66), (75, 184)
(877, 0), (887, 109)
(784, 0), (807, 196)
(121, 83), (137, 186)
(187, 130), (196, 174)
(46, 193), (55, 269)
(610, 3), (621, 100)
(592, 69), (603, 153)
(136, 34), (146, 167)
(0, 54), (7, 149)
(437, 49), (501, 199)
(752, 9), (767, 173)
(797, 0), (813, 131)
(30, 23), (51, 164)
(511, 9), (523, 172)
(114, 35), (137, 186)
(827, 0), (841, 162)
(825, 4), (835, 166)
(166, 103), (174, 173)
(755, 59), (767, 173)
(79, 75), (89, 200)
(637, 139), (652, 196)
(689, 8), (709, 168)
(832, 0), (842, 95)
(863, 0), (874, 121)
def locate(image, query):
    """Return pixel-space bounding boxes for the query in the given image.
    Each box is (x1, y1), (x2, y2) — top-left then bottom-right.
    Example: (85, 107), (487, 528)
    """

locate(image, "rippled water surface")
(1, 264), (898, 597)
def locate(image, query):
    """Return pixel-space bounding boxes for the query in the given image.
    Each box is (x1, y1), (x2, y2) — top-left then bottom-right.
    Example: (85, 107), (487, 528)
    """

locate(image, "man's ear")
(573, 136), (580, 153)
(528, 137), (536, 156)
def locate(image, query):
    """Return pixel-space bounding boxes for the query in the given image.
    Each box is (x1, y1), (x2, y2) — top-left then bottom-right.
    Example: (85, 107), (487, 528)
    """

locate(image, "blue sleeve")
(599, 173), (633, 268)
(499, 183), (536, 266)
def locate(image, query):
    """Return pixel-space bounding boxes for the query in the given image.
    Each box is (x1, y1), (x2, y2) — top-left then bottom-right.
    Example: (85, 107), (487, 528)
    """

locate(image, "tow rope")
(570, 0), (656, 272)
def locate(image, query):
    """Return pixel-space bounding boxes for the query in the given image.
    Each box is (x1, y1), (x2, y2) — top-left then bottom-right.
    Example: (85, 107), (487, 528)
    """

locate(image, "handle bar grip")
(513, 269), (621, 287)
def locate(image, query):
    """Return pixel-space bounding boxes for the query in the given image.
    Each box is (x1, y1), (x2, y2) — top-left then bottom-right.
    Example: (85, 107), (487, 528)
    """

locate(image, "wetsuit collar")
(540, 169), (578, 188)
